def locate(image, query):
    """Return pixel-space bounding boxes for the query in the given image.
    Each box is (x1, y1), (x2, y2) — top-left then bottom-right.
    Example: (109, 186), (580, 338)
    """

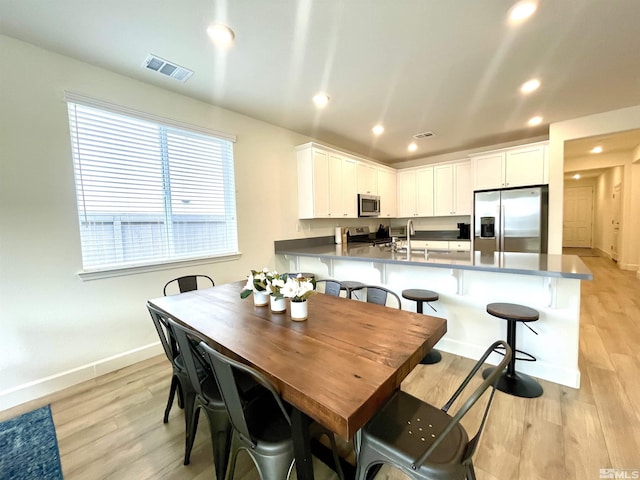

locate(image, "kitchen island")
(275, 237), (593, 388)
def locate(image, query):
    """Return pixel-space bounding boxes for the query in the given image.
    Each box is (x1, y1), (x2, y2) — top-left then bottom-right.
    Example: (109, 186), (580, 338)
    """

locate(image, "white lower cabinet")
(409, 240), (470, 251)
(448, 241), (471, 251)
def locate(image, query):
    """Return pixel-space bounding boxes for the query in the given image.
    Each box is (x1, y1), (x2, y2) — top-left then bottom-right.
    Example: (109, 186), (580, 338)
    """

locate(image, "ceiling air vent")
(143, 54), (193, 82)
(412, 131), (435, 139)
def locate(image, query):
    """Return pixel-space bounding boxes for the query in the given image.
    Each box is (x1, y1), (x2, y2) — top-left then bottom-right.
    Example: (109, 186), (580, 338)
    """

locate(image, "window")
(66, 94), (238, 273)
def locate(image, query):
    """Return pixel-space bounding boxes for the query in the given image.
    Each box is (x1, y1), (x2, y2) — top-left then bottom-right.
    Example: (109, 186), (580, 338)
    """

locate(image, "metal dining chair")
(147, 303), (191, 425)
(355, 340), (512, 480)
(315, 279), (346, 297)
(169, 319), (232, 479)
(198, 341), (345, 480)
(163, 274), (214, 296)
(349, 285), (402, 309)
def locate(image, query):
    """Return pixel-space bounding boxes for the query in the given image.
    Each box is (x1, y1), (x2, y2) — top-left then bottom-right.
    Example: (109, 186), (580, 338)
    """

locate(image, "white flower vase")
(270, 296), (286, 313)
(253, 291), (269, 307)
(290, 300), (308, 321)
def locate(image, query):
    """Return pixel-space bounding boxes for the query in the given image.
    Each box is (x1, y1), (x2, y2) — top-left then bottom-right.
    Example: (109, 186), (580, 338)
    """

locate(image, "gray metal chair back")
(355, 340), (512, 480)
(169, 319), (231, 479)
(316, 279), (345, 297)
(198, 341), (296, 480)
(351, 285), (402, 309)
(147, 303), (186, 423)
(163, 274), (214, 295)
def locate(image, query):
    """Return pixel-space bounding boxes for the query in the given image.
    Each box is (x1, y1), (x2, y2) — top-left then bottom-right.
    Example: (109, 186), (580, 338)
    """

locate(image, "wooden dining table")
(147, 281), (447, 480)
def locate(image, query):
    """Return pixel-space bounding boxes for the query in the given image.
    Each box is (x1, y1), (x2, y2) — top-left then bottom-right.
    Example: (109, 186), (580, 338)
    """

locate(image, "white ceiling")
(2, 0), (640, 165)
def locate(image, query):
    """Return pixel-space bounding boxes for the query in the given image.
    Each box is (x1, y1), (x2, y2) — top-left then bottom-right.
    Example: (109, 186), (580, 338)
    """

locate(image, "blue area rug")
(0, 405), (63, 479)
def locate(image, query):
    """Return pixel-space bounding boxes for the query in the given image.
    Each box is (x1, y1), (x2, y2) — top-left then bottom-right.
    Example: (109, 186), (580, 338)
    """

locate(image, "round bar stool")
(341, 280), (365, 299)
(286, 272), (316, 280)
(401, 289), (442, 364)
(482, 302), (543, 398)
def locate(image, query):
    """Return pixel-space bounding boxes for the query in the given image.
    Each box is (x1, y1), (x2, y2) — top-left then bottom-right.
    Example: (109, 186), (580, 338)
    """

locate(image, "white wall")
(0, 35), (320, 409)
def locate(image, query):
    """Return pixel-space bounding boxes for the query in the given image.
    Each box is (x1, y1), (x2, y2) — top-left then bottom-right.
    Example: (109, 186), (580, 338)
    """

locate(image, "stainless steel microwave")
(358, 194), (380, 217)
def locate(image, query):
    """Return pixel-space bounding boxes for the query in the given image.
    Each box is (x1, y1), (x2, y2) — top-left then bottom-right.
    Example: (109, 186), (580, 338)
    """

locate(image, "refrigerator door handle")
(499, 204), (505, 252)
(493, 204), (500, 252)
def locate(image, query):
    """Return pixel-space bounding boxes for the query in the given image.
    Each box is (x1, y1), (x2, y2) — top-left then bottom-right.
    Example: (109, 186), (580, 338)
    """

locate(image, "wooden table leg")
(291, 407), (315, 480)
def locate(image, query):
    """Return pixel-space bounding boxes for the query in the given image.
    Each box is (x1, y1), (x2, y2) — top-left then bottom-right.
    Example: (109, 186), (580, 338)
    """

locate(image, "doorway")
(563, 186), (594, 248)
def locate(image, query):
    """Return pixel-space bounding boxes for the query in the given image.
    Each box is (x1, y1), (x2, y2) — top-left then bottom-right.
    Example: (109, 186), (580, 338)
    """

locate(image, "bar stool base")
(420, 350), (442, 365)
(483, 367), (543, 398)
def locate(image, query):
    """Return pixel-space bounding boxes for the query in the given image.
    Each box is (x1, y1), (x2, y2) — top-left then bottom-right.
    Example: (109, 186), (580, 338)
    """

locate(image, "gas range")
(347, 226), (394, 247)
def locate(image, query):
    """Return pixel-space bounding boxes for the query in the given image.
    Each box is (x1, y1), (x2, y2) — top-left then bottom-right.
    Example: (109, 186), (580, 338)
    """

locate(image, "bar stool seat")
(401, 289), (442, 365)
(286, 272), (316, 280)
(482, 302), (543, 398)
(341, 280), (365, 299)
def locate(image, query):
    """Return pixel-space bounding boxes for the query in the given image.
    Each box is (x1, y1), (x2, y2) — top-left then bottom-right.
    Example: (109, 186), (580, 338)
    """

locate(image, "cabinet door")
(328, 152), (344, 217)
(397, 171), (417, 217)
(433, 164), (454, 216)
(448, 241), (470, 251)
(472, 152), (504, 190)
(453, 161), (472, 215)
(357, 162), (377, 195)
(378, 168), (397, 217)
(415, 167), (434, 216)
(342, 158), (358, 218)
(310, 149), (330, 217)
(505, 144), (545, 187)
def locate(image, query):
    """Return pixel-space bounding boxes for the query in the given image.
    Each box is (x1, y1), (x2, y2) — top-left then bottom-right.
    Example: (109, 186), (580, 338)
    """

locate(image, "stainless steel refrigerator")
(474, 186), (548, 254)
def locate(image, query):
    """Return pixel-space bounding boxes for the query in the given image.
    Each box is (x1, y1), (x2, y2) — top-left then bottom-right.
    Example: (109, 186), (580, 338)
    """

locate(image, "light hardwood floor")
(2, 255), (639, 479)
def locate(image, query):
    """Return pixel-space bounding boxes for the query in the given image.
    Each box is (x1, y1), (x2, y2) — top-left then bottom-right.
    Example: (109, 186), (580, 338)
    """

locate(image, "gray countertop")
(275, 241), (593, 280)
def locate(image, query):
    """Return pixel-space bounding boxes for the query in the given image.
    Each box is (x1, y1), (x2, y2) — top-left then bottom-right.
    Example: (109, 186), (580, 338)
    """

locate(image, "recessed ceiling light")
(312, 93), (330, 109)
(520, 78), (541, 94)
(372, 125), (384, 136)
(207, 24), (235, 47)
(408, 142), (417, 152)
(590, 146), (603, 154)
(509, 1), (537, 23)
(573, 174), (581, 180)
(528, 116), (543, 126)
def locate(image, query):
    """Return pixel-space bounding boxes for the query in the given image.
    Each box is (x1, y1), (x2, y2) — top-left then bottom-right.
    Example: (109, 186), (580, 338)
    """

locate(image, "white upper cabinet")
(357, 162), (378, 195)
(329, 152), (357, 218)
(433, 160), (471, 216)
(377, 168), (397, 218)
(297, 146), (330, 218)
(471, 141), (548, 190)
(297, 142), (395, 219)
(504, 143), (546, 188)
(397, 166), (434, 217)
(297, 144), (356, 219)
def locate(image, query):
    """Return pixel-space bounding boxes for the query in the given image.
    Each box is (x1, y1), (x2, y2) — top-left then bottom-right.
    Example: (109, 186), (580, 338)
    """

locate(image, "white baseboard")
(595, 248), (639, 272)
(0, 342), (163, 412)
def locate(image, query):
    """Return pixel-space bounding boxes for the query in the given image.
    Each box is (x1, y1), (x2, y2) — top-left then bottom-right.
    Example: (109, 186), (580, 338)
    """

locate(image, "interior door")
(563, 186), (593, 248)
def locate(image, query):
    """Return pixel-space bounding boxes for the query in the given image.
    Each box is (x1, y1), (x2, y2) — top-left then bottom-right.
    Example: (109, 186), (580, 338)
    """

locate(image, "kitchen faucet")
(406, 219), (415, 253)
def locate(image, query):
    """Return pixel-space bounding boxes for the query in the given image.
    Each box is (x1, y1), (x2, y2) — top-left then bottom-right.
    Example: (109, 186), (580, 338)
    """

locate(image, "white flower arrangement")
(240, 268), (270, 299)
(264, 271), (289, 299)
(280, 275), (316, 302)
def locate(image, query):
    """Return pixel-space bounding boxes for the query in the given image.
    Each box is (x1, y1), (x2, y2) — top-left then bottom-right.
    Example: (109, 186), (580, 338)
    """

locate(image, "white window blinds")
(66, 97), (238, 271)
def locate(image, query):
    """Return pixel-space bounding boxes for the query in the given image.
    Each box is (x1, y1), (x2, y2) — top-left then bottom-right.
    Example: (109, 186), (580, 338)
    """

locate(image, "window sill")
(77, 253), (242, 281)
